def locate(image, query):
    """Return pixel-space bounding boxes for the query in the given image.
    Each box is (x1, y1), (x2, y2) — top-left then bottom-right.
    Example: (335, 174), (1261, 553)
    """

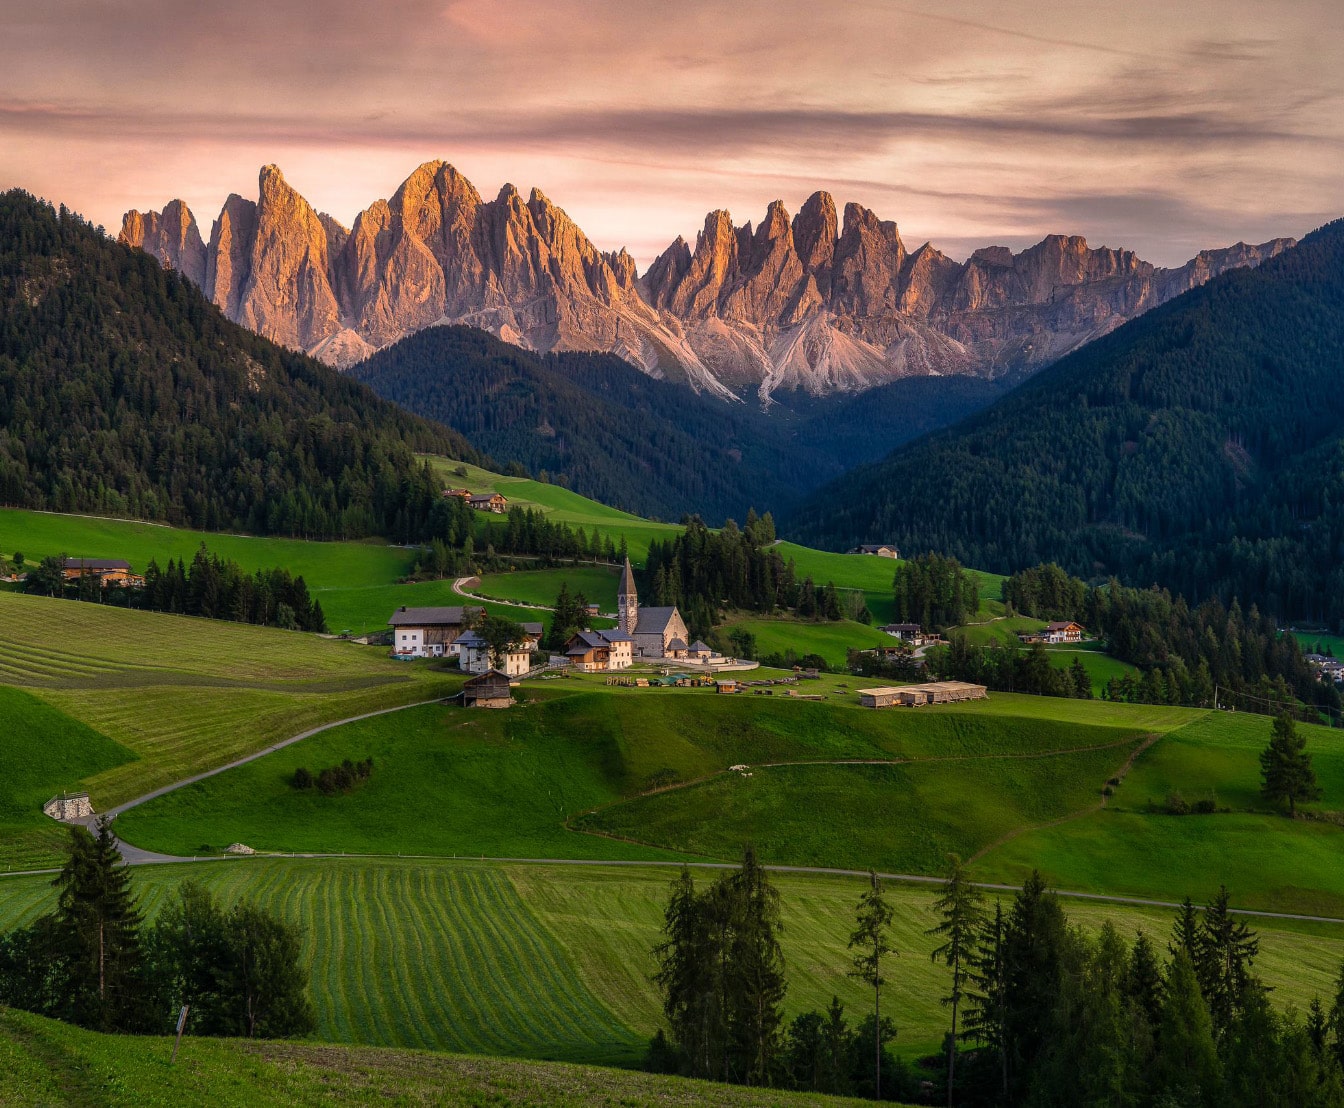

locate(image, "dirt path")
(452, 576), (554, 612)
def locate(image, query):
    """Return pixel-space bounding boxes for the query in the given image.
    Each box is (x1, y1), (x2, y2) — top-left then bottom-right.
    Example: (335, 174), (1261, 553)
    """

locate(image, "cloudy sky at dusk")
(3, 0), (1341, 267)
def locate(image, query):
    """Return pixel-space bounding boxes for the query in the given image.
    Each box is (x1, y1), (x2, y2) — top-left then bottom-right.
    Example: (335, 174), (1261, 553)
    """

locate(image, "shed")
(463, 669), (514, 708)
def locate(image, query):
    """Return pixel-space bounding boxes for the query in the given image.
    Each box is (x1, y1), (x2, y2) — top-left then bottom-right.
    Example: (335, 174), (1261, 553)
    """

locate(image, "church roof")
(620, 557), (637, 597)
(689, 640), (712, 652)
(667, 637), (688, 651)
(637, 606), (681, 633)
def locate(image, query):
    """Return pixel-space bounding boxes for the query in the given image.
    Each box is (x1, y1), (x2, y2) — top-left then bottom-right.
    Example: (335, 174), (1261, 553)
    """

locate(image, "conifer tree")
(51, 818), (145, 1031)
(965, 900), (1010, 1100)
(1153, 948), (1222, 1107)
(1124, 930), (1164, 1031)
(849, 871), (896, 1100)
(1260, 713), (1322, 815)
(927, 854), (984, 1106)
(1200, 885), (1260, 1043)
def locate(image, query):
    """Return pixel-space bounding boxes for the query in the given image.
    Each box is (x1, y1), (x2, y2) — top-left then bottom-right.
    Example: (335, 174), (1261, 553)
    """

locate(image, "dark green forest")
(786, 220), (1344, 626)
(0, 192), (477, 541)
(350, 325), (1006, 523)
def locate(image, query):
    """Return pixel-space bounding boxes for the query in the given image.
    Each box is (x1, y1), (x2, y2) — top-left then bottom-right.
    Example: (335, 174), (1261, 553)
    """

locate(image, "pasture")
(719, 615), (897, 668)
(2, 858), (1341, 1066)
(117, 689), (1191, 875)
(0, 593), (457, 868)
(476, 565), (621, 611)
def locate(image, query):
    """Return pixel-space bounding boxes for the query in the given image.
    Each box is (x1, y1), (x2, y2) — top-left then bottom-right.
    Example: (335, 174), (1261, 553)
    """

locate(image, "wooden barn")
(859, 681), (987, 708)
(462, 670), (514, 709)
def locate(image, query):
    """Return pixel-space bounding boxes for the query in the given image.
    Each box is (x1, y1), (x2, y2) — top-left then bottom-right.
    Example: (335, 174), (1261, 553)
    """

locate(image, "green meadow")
(719, 615), (897, 667)
(0, 592), (458, 869)
(2, 858), (1341, 1067)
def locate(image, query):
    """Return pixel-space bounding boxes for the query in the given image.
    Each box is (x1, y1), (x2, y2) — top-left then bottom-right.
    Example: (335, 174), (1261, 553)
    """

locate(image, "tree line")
(650, 851), (1344, 1106)
(893, 554), (980, 630)
(0, 821), (314, 1040)
(996, 564), (1330, 718)
(643, 513), (861, 640)
(23, 543), (328, 633)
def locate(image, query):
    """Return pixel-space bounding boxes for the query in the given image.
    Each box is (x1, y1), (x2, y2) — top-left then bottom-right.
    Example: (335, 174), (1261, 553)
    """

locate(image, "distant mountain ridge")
(120, 163), (1294, 404)
(785, 217), (1344, 624)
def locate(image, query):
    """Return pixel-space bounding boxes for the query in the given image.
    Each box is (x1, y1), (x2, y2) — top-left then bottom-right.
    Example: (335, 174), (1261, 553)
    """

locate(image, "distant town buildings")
(850, 544), (900, 559)
(388, 605), (482, 658)
(440, 487), (508, 512)
(61, 557), (143, 587)
(880, 622), (925, 645)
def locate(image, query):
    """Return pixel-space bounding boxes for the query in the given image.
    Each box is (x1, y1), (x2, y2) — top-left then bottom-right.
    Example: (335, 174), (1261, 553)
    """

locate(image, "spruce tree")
(1331, 960), (1344, 1071)
(1124, 930), (1164, 1031)
(849, 871), (896, 1100)
(1153, 948), (1222, 1107)
(1260, 713), (1322, 815)
(724, 846), (787, 1086)
(1002, 870), (1067, 1099)
(51, 818), (145, 1031)
(1200, 885), (1260, 1043)
(964, 900), (1010, 1100)
(927, 854), (985, 1106)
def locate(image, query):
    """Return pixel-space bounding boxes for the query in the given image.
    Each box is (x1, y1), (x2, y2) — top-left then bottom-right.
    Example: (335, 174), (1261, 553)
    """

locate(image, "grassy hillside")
(116, 686), (1192, 871)
(720, 615), (905, 668)
(0, 592), (456, 869)
(0, 1006), (896, 1108)
(2, 859), (1341, 1066)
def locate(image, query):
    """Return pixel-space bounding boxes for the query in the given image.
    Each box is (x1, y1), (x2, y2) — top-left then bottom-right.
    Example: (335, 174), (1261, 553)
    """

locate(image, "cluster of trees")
(0, 821), (314, 1039)
(787, 220), (1344, 632)
(545, 583), (592, 650)
(484, 506), (628, 565)
(650, 851), (1344, 1106)
(933, 637), (1095, 701)
(893, 554), (980, 630)
(23, 545), (328, 632)
(643, 514), (859, 639)
(0, 192), (476, 542)
(998, 564), (1327, 717)
(292, 757), (374, 795)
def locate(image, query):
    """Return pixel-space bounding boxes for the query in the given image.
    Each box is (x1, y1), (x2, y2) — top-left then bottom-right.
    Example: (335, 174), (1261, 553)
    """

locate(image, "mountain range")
(786, 218), (1344, 624)
(119, 163), (1293, 404)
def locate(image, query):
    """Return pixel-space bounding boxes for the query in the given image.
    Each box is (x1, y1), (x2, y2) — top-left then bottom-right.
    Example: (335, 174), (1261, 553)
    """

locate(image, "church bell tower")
(618, 556), (638, 635)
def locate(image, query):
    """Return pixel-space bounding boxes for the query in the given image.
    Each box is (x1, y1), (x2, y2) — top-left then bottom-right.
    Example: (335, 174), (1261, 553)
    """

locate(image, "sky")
(2, 0), (1341, 268)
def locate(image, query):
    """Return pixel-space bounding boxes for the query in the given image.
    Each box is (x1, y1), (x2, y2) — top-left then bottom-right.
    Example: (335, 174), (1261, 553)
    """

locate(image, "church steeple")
(618, 556), (638, 634)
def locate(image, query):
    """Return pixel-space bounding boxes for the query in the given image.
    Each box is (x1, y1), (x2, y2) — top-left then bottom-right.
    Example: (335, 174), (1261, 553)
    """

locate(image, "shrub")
(1164, 791), (1190, 815)
(1193, 798), (1217, 814)
(291, 767), (313, 790)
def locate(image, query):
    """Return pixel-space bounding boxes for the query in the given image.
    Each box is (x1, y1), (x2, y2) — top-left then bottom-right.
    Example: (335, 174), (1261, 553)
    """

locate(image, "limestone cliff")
(120, 165), (1295, 403)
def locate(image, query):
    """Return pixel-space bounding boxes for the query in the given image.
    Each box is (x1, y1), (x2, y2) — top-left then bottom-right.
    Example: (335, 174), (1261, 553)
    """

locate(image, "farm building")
(850, 544), (901, 559)
(468, 492), (508, 513)
(443, 487), (472, 500)
(858, 681), (987, 708)
(1041, 621), (1085, 644)
(688, 640), (714, 660)
(43, 792), (93, 821)
(463, 670), (514, 708)
(564, 629), (634, 672)
(455, 630), (532, 676)
(388, 605), (482, 658)
(61, 558), (143, 587)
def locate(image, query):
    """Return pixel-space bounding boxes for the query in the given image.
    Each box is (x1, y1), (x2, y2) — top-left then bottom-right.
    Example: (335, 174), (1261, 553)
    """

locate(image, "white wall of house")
(395, 629), (425, 656)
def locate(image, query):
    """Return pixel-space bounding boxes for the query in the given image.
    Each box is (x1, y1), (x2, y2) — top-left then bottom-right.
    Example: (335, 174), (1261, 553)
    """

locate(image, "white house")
(455, 630), (532, 676)
(388, 606), (481, 658)
(564, 629), (634, 672)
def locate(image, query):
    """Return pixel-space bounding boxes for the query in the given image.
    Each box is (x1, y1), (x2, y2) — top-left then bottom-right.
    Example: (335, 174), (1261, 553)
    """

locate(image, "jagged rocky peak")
(119, 161), (1299, 401)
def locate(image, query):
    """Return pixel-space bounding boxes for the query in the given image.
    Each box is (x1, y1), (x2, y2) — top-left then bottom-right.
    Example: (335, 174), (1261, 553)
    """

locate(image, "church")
(618, 557), (690, 659)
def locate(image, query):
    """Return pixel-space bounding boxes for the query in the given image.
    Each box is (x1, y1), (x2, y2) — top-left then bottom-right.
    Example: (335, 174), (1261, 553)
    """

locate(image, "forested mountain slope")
(352, 325), (1008, 522)
(0, 192), (477, 539)
(786, 218), (1344, 625)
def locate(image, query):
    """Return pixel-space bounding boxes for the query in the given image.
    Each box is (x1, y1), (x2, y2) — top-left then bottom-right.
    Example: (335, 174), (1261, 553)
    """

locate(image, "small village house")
(881, 622), (924, 645)
(387, 605), (482, 658)
(443, 487), (472, 501)
(687, 640), (714, 661)
(850, 544), (901, 559)
(468, 492), (508, 514)
(564, 629), (634, 672)
(455, 630), (532, 676)
(463, 670), (514, 708)
(1041, 621), (1085, 644)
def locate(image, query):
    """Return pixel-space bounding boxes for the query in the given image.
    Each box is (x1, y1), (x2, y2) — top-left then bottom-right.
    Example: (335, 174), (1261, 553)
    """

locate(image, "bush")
(313, 757), (374, 796)
(1164, 791), (1191, 815)
(1193, 798), (1217, 814)
(291, 767), (313, 790)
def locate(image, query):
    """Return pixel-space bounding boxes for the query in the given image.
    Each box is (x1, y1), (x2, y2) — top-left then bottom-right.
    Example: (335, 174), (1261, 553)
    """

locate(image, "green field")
(2, 858), (1341, 1067)
(975, 711), (1344, 915)
(117, 687), (1192, 874)
(476, 565), (621, 611)
(951, 615), (1047, 646)
(1043, 647), (1142, 694)
(720, 615), (897, 668)
(0, 592), (457, 868)
(0, 1006), (898, 1108)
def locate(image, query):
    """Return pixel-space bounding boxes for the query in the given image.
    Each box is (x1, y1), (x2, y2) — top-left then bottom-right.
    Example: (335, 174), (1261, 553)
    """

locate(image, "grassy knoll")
(0, 593), (456, 858)
(951, 615), (1047, 646)
(976, 711), (1344, 916)
(0, 687), (135, 870)
(720, 615), (896, 668)
(2, 859), (1341, 1067)
(0, 1009), (896, 1107)
(477, 565), (620, 611)
(118, 688), (1183, 872)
